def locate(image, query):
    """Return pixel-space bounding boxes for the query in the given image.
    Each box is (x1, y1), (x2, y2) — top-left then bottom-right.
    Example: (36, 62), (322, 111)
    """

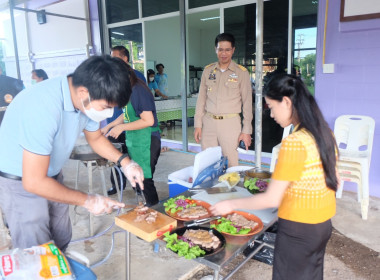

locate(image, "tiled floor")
(159, 122), (196, 143)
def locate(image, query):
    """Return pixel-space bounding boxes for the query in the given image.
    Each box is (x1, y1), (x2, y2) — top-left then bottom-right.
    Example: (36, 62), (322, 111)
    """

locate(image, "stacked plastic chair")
(334, 115), (375, 220)
(269, 124), (294, 172)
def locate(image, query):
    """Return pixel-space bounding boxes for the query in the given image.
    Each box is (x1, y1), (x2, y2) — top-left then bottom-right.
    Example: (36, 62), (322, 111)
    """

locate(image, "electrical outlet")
(323, 64), (335, 74)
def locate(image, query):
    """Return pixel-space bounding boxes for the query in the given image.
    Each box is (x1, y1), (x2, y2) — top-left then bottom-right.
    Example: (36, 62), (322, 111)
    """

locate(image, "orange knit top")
(272, 127), (336, 224)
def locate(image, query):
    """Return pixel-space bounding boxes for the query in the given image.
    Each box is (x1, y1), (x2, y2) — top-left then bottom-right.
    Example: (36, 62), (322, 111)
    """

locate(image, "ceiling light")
(111, 31), (124, 36)
(200, 16), (220, 21)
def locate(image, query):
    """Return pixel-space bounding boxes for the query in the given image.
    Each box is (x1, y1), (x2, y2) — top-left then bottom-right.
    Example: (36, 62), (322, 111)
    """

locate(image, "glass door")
(109, 23), (144, 74)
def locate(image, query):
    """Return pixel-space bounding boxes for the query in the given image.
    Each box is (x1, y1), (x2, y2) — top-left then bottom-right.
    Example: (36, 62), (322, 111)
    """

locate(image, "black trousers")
(110, 134), (161, 206)
(109, 133), (128, 188)
(272, 218), (332, 280)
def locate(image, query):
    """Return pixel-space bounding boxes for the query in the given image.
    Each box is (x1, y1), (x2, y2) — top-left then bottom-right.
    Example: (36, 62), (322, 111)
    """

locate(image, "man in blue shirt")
(0, 56), (144, 250)
(155, 63), (169, 96)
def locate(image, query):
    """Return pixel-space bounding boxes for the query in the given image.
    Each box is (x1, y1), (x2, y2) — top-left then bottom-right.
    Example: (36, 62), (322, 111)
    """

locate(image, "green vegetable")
(163, 195), (196, 214)
(243, 178), (269, 194)
(211, 217), (251, 235)
(163, 232), (205, 259)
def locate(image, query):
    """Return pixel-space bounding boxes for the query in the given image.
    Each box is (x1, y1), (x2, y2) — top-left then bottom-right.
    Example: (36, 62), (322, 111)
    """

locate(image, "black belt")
(0, 170), (59, 181)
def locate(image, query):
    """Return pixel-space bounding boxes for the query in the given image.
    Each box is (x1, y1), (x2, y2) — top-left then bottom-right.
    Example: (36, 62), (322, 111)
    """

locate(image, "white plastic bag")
(0, 242), (75, 280)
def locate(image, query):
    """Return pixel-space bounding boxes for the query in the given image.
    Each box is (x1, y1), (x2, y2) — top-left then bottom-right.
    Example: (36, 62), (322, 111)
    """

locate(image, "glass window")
(106, 0), (139, 24)
(189, 0), (233, 9)
(142, 0), (178, 17)
(109, 24), (144, 74)
(293, 0), (318, 95)
(224, 0), (289, 153)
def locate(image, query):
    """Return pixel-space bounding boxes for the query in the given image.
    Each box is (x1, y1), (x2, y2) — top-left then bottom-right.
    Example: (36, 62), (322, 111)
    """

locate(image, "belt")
(0, 170), (59, 181)
(207, 113), (239, 120)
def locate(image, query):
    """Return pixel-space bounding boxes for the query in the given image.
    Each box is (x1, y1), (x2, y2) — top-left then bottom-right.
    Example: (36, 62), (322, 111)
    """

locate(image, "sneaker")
(107, 185), (126, 196)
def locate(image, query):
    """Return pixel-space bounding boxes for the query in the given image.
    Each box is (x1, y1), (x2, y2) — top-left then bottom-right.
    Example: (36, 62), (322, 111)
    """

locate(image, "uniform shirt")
(0, 77), (99, 177)
(155, 73), (168, 95)
(272, 127), (336, 224)
(124, 82), (160, 139)
(194, 60), (253, 134)
(107, 69), (146, 124)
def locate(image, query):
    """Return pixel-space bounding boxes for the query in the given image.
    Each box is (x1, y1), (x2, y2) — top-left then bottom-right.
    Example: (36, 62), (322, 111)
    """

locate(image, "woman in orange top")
(211, 74), (339, 280)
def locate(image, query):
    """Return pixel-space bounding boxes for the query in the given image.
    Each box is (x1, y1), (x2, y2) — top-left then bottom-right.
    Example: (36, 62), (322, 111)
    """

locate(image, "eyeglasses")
(216, 48), (233, 53)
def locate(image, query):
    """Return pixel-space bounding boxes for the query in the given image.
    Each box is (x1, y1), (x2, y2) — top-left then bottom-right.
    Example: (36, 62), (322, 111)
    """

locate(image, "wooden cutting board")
(115, 207), (177, 242)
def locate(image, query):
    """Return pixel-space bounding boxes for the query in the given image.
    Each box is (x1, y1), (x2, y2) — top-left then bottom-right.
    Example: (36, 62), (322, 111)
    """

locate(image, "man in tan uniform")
(194, 33), (253, 167)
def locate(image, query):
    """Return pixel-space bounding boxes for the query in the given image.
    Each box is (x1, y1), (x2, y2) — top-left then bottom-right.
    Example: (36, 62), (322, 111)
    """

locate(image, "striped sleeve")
(272, 137), (306, 181)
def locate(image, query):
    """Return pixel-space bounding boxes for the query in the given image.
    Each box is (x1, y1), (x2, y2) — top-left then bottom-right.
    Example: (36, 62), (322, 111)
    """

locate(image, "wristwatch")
(116, 153), (129, 166)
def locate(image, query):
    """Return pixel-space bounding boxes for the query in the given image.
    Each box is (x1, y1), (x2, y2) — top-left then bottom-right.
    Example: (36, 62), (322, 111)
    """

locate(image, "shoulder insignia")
(238, 64), (247, 71)
(204, 63), (216, 69)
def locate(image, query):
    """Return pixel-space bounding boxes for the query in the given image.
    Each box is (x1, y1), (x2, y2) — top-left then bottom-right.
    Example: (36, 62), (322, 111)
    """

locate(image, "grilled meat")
(183, 229), (221, 249)
(177, 206), (208, 219)
(226, 213), (258, 229)
(134, 205), (158, 224)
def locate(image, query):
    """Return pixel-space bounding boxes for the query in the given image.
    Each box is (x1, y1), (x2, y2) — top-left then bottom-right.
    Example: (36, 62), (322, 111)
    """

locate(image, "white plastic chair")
(270, 124), (293, 172)
(334, 115), (375, 220)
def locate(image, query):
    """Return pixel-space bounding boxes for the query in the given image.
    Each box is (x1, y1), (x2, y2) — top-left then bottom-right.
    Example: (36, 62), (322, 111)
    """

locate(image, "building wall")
(27, 0), (88, 53)
(315, 0), (380, 197)
(1, 0), (90, 85)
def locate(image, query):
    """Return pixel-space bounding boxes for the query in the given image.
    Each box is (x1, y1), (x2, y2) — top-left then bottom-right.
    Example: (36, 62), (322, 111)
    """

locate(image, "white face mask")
(149, 77), (155, 82)
(31, 79), (37, 85)
(81, 96), (114, 122)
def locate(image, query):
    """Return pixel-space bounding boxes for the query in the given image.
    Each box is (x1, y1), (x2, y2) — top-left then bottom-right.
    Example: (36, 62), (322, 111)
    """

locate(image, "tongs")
(134, 183), (147, 206)
(184, 216), (222, 227)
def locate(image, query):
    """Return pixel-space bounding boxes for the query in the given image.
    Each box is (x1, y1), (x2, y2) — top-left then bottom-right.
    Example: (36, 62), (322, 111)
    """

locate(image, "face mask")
(81, 96), (114, 122)
(31, 79), (37, 85)
(149, 77), (154, 82)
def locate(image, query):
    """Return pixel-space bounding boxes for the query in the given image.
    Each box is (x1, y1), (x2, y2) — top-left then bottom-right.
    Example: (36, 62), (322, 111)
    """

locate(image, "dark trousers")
(109, 133), (128, 189)
(110, 134), (161, 206)
(272, 218), (332, 280)
(142, 135), (161, 206)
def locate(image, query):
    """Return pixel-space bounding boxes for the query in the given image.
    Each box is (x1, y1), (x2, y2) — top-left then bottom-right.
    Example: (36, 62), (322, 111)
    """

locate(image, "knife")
(206, 186), (237, 194)
(134, 183), (147, 205)
(184, 216), (222, 227)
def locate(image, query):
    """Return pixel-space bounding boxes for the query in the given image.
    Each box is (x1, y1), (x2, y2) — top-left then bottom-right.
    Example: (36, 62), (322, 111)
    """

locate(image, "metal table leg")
(111, 166), (121, 201)
(222, 242), (267, 280)
(99, 165), (108, 197)
(88, 161), (94, 236)
(125, 231), (130, 280)
(75, 161), (80, 190)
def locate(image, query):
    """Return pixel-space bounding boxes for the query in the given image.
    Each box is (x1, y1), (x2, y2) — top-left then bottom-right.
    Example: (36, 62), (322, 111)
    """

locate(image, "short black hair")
(215, 33), (235, 48)
(147, 69), (155, 76)
(156, 63), (164, 70)
(32, 69), (49, 80)
(71, 55), (131, 108)
(111, 46), (130, 62)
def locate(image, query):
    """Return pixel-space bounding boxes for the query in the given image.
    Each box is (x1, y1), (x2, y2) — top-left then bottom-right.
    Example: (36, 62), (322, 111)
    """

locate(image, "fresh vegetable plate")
(163, 196), (211, 221)
(210, 210), (264, 237)
(163, 226), (226, 259)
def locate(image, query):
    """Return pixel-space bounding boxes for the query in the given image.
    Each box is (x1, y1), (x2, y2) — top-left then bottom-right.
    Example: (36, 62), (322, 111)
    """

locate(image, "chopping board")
(115, 207), (177, 242)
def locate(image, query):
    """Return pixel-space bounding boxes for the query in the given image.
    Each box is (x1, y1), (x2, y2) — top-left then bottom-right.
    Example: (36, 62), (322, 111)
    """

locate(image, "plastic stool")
(67, 257), (97, 280)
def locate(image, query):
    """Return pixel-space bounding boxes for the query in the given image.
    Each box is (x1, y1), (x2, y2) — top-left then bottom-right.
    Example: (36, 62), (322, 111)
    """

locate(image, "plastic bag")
(243, 232), (277, 266)
(0, 242), (75, 280)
